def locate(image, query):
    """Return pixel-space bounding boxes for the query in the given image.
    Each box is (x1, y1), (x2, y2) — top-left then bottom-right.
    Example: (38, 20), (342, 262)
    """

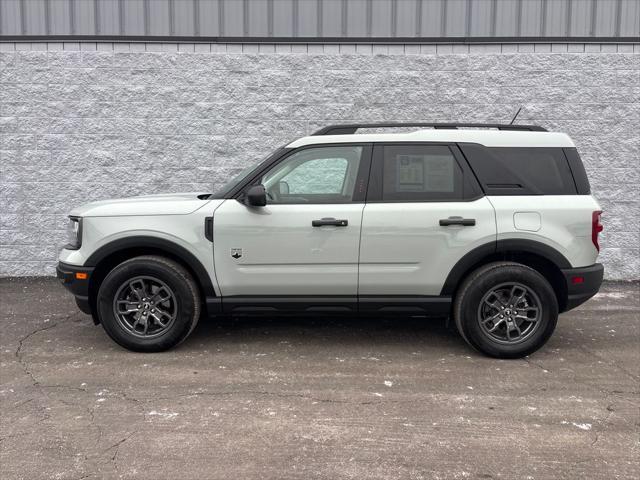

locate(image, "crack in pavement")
(15, 322), (60, 386)
(576, 344), (640, 383)
(522, 356), (551, 373)
(591, 402), (618, 447)
(132, 389), (479, 407)
(11, 313), (112, 397)
(105, 431), (138, 474)
(150, 389), (356, 404)
(9, 313), (112, 465)
(13, 312), (81, 386)
(557, 362), (640, 409)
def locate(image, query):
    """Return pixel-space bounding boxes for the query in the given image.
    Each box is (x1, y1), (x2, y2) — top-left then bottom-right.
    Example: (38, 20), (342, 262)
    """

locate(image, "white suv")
(57, 123), (604, 358)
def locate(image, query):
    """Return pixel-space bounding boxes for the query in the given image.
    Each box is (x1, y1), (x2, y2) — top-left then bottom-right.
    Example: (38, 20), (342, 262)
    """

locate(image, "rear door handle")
(439, 216), (476, 226)
(312, 217), (348, 227)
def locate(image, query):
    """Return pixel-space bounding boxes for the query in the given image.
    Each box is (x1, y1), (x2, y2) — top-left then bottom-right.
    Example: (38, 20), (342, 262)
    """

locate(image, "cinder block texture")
(1, 46), (638, 279)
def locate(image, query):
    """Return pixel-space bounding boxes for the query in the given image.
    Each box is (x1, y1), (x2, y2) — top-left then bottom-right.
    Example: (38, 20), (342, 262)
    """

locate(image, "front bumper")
(561, 263), (604, 312)
(56, 261), (95, 315)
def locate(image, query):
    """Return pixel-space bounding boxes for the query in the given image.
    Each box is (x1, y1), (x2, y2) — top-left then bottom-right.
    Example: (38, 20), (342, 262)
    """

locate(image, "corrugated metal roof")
(0, 0), (638, 40)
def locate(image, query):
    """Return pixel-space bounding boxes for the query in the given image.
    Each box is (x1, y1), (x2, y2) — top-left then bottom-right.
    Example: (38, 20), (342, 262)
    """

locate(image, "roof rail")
(311, 123), (548, 135)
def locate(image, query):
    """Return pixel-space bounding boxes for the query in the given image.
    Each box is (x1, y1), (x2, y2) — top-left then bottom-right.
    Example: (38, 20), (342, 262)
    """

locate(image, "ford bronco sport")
(57, 123), (604, 358)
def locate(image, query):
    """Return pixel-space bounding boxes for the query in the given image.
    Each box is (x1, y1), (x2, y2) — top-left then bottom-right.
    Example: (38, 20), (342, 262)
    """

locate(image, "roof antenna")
(510, 106), (523, 125)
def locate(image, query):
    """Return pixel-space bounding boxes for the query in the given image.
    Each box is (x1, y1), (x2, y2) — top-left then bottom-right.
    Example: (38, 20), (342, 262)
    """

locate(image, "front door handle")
(439, 216), (476, 226)
(312, 217), (348, 227)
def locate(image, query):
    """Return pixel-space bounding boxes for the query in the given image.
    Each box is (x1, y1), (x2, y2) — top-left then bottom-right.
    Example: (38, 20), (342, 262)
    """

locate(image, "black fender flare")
(440, 239), (572, 296)
(85, 236), (216, 298)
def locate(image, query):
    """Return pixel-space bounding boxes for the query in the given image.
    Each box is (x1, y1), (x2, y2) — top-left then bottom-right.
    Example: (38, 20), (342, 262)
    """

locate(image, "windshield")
(210, 147), (288, 198)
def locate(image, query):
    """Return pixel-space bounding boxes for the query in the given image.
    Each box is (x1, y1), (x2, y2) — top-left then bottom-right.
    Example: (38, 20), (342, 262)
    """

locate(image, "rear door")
(358, 143), (496, 308)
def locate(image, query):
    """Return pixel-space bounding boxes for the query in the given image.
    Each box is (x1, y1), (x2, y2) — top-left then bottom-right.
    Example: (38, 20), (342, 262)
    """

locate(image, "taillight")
(592, 210), (603, 252)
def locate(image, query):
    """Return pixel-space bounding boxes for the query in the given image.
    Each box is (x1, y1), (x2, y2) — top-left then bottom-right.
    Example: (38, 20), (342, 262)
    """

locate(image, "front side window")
(261, 146), (364, 204)
(381, 145), (463, 201)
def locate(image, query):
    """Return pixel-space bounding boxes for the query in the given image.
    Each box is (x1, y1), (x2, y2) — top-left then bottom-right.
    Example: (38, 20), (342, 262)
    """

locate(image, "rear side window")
(563, 148), (591, 194)
(380, 145), (464, 201)
(459, 145), (577, 195)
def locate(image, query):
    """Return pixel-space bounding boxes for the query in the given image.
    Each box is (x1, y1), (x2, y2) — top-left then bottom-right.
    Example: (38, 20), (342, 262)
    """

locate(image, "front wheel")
(97, 255), (201, 352)
(453, 262), (558, 358)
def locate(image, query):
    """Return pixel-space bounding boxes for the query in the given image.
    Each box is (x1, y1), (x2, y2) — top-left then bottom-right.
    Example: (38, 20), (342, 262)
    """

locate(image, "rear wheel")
(453, 262), (558, 358)
(97, 256), (201, 352)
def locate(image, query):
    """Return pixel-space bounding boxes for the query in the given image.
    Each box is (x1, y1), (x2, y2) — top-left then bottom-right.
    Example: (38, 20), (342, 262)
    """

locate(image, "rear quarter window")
(459, 145), (578, 195)
(563, 148), (591, 194)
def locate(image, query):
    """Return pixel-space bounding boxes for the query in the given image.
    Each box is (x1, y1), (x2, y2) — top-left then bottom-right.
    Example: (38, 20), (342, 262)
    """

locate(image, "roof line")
(287, 130), (574, 149)
(312, 123), (547, 136)
(0, 35), (638, 44)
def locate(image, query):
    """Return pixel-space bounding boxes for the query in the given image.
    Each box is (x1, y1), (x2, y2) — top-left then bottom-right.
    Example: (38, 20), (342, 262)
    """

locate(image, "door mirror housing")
(245, 184), (267, 207)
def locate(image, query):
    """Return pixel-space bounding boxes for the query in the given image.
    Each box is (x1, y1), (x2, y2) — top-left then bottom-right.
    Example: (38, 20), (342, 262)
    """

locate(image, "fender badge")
(231, 248), (242, 259)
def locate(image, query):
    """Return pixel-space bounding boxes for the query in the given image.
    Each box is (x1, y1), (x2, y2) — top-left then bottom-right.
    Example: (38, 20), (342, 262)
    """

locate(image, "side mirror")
(245, 184), (267, 207)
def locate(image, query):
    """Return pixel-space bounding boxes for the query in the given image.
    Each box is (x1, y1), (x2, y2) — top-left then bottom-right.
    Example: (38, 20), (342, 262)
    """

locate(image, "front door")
(213, 144), (371, 312)
(358, 143), (496, 308)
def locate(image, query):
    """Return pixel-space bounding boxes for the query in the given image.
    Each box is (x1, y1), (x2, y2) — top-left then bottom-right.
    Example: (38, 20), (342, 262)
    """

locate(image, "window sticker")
(395, 154), (454, 192)
(424, 154), (454, 192)
(396, 155), (425, 191)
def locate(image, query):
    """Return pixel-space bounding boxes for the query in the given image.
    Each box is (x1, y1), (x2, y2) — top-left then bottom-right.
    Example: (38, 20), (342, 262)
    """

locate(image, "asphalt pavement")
(1, 278), (638, 479)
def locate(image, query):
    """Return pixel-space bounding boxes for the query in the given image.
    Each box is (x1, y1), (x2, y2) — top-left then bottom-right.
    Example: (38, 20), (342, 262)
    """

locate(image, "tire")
(96, 255), (201, 352)
(453, 262), (558, 359)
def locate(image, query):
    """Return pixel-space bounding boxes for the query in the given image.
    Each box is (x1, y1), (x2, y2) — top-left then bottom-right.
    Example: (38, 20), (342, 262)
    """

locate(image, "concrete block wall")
(0, 42), (638, 279)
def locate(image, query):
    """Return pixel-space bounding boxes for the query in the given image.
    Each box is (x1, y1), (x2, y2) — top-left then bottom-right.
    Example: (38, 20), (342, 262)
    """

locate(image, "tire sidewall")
(458, 265), (558, 358)
(97, 259), (198, 352)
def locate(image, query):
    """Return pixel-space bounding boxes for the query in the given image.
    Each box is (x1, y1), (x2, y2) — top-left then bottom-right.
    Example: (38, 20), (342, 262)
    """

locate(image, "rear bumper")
(561, 263), (604, 312)
(56, 261), (94, 315)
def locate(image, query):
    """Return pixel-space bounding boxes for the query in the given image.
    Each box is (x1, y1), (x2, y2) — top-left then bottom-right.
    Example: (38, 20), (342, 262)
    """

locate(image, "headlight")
(66, 216), (82, 250)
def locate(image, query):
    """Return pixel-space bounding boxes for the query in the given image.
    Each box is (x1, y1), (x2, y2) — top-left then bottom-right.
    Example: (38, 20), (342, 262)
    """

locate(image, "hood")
(70, 192), (217, 217)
